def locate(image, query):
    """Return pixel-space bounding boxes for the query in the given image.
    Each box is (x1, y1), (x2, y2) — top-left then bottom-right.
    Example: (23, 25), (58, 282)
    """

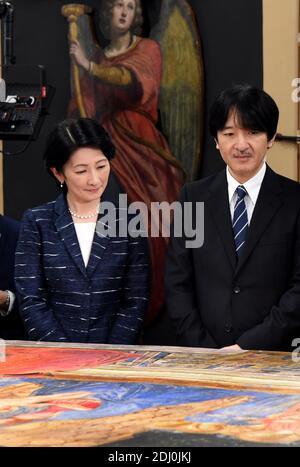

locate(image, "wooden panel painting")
(0, 342), (300, 446)
(1, 375), (300, 446)
(0, 346), (142, 375)
(1, 343), (300, 392)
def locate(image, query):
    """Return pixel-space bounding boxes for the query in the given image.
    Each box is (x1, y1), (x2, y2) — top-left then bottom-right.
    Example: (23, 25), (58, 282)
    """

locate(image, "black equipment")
(0, 2), (54, 145)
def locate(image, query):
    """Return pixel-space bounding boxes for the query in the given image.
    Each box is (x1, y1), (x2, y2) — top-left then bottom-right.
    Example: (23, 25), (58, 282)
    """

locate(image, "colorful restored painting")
(0, 341), (300, 446)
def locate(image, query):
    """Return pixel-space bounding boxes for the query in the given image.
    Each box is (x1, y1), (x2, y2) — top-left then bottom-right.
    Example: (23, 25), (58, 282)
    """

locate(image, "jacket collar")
(54, 194), (111, 278)
(54, 194), (86, 276)
(235, 166), (283, 275)
(206, 169), (237, 270)
(206, 166), (284, 272)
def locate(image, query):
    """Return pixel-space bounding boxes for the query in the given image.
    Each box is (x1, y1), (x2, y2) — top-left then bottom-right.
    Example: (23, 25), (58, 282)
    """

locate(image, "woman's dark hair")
(209, 84), (279, 142)
(44, 118), (115, 187)
(99, 0), (143, 40)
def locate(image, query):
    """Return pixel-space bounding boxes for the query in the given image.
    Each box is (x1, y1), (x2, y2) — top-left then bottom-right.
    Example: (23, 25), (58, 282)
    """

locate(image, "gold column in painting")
(61, 4), (92, 118)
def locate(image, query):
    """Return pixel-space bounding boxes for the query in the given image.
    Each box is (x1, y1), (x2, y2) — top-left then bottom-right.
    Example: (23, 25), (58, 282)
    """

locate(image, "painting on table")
(0, 342), (300, 446)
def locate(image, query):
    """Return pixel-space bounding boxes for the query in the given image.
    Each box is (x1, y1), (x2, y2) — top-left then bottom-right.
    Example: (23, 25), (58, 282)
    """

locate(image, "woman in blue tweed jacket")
(15, 118), (150, 344)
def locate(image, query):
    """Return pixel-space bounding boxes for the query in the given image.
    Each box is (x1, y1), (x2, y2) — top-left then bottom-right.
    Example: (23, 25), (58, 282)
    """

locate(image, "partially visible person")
(15, 118), (149, 344)
(165, 84), (300, 352)
(0, 214), (25, 339)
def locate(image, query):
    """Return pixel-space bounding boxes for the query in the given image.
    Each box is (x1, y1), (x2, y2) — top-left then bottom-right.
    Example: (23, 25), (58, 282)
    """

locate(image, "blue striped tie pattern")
(232, 185), (248, 257)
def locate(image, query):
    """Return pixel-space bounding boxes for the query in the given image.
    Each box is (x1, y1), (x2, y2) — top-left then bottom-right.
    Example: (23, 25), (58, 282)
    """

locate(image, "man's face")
(216, 111), (275, 183)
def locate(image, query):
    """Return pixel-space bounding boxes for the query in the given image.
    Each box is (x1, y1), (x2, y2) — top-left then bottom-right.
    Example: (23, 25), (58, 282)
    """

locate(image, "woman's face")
(52, 147), (110, 204)
(111, 0), (136, 34)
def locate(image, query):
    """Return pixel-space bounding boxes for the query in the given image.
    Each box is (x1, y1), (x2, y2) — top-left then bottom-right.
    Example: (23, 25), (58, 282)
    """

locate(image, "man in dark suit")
(165, 84), (300, 351)
(0, 214), (24, 339)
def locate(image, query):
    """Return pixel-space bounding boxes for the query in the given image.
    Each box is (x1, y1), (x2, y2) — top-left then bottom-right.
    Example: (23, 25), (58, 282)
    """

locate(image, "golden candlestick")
(62, 4), (93, 118)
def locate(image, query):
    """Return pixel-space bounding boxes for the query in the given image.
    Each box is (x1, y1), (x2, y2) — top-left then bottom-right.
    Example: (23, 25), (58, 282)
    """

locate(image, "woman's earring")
(60, 181), (64, 188)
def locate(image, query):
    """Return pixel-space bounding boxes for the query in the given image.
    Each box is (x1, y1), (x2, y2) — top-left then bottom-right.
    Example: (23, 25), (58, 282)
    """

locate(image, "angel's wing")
(150, 0), (204, 181)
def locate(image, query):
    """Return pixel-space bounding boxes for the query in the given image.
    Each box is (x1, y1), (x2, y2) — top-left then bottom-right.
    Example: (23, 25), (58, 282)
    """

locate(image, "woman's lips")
(86, 188), (100, 193)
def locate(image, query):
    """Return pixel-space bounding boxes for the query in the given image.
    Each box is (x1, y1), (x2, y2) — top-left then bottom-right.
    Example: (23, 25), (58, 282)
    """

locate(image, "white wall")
(263, 0), (299, 180)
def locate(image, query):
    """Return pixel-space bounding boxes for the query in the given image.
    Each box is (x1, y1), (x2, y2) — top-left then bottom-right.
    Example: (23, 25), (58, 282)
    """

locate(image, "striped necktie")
(232, 185), (248, 257)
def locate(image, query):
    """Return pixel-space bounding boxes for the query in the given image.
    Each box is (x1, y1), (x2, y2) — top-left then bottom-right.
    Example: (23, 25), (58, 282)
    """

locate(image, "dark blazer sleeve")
(108, 234), (150, 344)
(0, 215), (25, 340)
(15, 210), (67, 342)
(164, 185), (218, 348)
(237, 211), (300, 351)
(0, 215), (19, 293)
(5, 219), (19, 314)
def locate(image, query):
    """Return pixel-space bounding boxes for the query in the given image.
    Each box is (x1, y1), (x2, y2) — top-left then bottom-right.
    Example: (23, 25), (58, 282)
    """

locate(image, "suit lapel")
(235, 167), (284, 275)
(0, 216), (5, 260)
(206, 170), (237, 270)
(86, 216), (111, 277)
(54, 194), (87, 277)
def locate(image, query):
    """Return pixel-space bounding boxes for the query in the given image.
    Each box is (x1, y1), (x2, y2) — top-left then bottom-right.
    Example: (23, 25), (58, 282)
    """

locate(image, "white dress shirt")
(226, 162), (266, 225)
(74, 222), (96, 267)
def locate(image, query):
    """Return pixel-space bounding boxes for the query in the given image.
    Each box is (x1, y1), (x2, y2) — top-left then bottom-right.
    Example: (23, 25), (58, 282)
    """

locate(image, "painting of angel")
(62, 0), (204, 323)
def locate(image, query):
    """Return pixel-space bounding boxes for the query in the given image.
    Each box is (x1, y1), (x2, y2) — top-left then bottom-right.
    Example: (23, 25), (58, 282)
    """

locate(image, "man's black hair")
(209, 84), (279, 141)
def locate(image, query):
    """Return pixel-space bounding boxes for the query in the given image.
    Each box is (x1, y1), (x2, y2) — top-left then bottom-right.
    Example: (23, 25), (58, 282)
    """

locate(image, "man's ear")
(267, 134), (276, 149)
(214, 137), (220, 150)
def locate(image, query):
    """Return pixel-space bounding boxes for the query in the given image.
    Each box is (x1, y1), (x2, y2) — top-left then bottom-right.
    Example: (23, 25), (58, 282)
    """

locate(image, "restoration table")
(0, 340), (300, 447)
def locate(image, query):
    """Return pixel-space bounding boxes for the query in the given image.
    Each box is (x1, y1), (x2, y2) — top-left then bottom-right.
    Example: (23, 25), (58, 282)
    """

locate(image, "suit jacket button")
(233, 286), (241, 294)
(225, 326), (232, 333)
